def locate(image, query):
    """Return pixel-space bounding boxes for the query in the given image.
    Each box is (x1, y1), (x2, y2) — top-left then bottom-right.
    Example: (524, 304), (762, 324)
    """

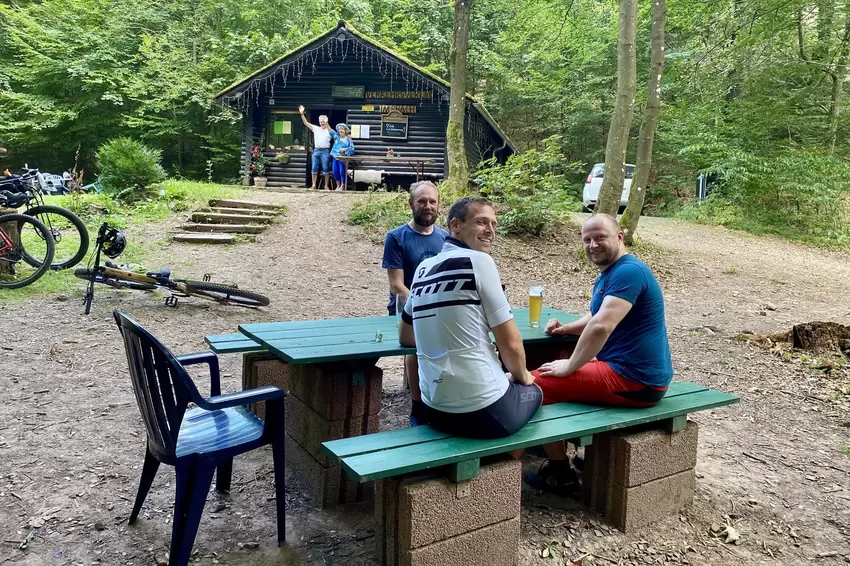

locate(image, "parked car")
(582, 163), (635, 211)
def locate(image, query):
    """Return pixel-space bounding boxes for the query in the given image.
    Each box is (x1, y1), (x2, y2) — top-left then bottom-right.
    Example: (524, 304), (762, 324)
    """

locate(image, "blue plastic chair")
(113, 311), (286, 566)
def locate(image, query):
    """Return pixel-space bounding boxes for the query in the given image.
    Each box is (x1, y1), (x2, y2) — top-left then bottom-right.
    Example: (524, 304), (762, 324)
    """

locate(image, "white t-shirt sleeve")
(474, 254), (513, 328)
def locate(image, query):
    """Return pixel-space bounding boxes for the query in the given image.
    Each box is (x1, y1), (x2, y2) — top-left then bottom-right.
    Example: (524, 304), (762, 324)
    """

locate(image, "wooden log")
(194, 207), (280, 216)
(0, 208), (18, 277)
(171, 233), (239, 244)
(179, 223), (268, 234)
(207, 198), (283, 211)
(189, 212), (274, 225)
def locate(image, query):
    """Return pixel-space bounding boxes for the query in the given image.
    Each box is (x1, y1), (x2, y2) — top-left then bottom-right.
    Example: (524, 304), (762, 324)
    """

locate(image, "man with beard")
(526, 213), (673, 495)
(382, 181), (448, 425)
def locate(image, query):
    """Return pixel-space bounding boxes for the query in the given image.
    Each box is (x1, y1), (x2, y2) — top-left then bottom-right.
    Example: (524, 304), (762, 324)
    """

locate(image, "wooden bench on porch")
(323, 381), (739, 566)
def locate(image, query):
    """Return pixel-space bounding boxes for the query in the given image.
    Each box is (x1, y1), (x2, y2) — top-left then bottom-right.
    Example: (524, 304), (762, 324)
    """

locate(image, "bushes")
(97, 138), (166, 199)
(348, 190), (410, 233)
(475, 136), (583, 236)
(677, 143), (850, 247)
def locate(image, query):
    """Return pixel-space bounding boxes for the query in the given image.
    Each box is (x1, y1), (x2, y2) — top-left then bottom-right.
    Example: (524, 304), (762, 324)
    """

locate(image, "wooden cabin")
(214, 21), (515, 189)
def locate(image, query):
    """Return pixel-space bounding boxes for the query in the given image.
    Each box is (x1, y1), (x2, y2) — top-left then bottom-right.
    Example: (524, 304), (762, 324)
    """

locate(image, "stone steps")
(172, 198), (282, 244)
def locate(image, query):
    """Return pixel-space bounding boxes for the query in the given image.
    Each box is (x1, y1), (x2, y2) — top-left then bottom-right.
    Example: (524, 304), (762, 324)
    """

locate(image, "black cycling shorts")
(426, 381), (543, 439)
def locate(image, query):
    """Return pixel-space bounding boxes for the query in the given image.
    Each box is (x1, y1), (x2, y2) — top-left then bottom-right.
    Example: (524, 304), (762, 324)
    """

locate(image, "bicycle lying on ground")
(0, 167), (89, 270)
(75, 223), (271, 314)
(0, 198), (56, 289)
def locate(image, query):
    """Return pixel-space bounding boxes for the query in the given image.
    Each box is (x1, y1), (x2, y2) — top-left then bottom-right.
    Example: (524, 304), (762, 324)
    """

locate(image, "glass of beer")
(528, 282), (544, 328)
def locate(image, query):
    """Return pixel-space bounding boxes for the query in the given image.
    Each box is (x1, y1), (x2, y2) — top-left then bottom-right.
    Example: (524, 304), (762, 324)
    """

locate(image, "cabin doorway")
(305, 109), (348, 188)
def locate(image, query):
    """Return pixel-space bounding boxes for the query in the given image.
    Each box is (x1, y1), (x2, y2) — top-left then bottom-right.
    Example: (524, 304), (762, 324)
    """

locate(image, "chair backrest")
(113, 310), (203, 463)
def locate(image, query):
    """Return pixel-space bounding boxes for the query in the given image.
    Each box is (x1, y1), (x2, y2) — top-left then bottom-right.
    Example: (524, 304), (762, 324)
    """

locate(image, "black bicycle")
(0, 168), (89, 270)
(76, 223), (271, 314)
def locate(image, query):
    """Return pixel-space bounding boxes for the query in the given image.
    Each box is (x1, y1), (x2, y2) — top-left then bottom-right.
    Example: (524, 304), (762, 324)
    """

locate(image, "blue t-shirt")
(591, 254), (673, 388)
(382, 223), (448, 314)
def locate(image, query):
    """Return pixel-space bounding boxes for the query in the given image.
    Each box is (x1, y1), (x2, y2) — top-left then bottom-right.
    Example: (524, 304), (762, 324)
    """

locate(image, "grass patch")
(347, 190), (410, 236)
(723, 267), (739, 275)
(839, 446), (850, 454)
(0, 180), (248, 303)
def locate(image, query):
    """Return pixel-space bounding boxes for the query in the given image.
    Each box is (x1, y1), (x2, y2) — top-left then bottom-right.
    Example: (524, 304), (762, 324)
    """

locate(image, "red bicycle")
(0, 194), (56, 289)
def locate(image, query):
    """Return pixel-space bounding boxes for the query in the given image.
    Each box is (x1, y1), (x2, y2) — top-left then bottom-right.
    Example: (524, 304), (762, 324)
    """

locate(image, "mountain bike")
(0, 168), (89, 270)
(75, 223), (271, 314)
(0, 205), (56, 289)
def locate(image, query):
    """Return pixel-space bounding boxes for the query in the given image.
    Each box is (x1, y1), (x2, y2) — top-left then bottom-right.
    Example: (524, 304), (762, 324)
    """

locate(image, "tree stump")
(0, 208), (18, 278)
(791, 321), (850, 354)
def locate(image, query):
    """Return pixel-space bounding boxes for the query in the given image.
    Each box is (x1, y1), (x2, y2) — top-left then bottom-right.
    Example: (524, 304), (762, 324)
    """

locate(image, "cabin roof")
(214, 21), (515, 153)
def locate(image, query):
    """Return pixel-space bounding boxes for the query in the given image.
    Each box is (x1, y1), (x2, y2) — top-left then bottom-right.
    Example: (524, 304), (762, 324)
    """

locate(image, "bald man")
(526, 214), (673, 495)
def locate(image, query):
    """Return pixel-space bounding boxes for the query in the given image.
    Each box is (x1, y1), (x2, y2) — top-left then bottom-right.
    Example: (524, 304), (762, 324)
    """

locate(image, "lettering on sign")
(379, 105), (417, 114)
(332, 85), (366, 98)
(380, 110), (409, 139)
(366, 91), (432, 99)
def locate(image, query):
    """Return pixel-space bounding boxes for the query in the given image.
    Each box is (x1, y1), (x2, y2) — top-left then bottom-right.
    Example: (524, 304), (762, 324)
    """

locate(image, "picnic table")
(332, 155), (437, 190)
(206, 307), (579, 507)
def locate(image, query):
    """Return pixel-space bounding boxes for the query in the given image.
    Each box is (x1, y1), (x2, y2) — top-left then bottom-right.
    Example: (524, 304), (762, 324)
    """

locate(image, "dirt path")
(1, 194), (848, 566)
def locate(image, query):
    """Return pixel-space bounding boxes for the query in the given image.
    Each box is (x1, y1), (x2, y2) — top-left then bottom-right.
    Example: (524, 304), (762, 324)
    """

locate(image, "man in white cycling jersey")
(398, 197), (541, 438)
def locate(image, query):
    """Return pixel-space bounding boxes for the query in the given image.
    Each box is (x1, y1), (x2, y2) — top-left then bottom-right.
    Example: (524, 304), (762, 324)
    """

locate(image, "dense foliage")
(2, 0), (850, 243)
(97, 138), (166, 197)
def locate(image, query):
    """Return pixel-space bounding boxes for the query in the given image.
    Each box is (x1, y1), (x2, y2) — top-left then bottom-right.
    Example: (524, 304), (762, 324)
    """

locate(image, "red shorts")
(532, 361), (667, 408)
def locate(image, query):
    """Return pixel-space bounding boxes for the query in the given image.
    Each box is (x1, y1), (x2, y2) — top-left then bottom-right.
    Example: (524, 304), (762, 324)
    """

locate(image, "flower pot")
(277, 154), (291, 164)
(253, 176), (268, 188)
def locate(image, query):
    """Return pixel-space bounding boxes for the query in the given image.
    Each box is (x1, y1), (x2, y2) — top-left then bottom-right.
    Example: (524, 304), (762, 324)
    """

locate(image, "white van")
(582, 163), (635, 211)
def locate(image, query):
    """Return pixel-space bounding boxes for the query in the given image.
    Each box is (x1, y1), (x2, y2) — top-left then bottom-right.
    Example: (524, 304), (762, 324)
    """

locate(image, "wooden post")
(0, 208), (18, 278)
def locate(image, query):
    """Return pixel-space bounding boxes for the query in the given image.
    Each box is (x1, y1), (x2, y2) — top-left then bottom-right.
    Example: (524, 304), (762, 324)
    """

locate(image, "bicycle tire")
(0, 213), (55, 289)
(73, 268), (157, 291)
(183, 281), (270, 307)
(22, 205), (89, 270)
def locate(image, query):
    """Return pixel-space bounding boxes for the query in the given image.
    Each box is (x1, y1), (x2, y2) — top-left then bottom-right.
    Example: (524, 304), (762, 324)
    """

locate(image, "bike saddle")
(0, 191), (29, 208)
(146, 268), (171, 278)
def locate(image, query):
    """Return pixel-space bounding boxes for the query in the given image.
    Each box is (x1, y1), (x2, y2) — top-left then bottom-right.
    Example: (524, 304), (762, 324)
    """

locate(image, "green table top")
(237, 307), (580, 365)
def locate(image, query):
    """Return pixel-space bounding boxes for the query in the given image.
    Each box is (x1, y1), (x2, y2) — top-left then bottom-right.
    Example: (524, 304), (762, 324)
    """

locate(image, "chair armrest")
(196, 386), (284, 411)
(176, 351), (221, 396)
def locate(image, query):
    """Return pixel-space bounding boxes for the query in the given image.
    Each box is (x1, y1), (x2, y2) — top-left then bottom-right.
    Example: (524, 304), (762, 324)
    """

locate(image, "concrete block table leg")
(376, 459), (522, 566)
(246, 356), (383, 508)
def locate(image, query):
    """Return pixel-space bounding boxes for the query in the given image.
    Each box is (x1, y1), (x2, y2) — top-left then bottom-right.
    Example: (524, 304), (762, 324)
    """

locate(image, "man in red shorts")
(526, 213), (673, 495)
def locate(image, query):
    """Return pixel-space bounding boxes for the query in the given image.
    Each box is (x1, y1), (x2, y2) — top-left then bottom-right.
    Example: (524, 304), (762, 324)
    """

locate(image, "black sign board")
(380, 110), (409, 139)
(332, 85), (365, 98)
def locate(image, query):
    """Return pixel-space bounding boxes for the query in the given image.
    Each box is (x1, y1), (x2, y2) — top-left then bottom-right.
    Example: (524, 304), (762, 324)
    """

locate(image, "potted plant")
(250, 144), (269, 187)
(386, 148), (395, 158)
(276, 151), (291, 165)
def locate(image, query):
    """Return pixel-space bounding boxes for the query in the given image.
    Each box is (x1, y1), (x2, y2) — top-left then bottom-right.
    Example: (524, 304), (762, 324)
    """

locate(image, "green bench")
(323, 381), (739, 566)
(204, 333), (263, 354)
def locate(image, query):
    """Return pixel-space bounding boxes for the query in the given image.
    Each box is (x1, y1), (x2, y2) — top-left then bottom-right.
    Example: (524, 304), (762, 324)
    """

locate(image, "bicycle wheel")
(0, 214), (55, 289)
(73, 268), (157, 291)
(183, 281), (270, 307)
(22, 205), (89, 270)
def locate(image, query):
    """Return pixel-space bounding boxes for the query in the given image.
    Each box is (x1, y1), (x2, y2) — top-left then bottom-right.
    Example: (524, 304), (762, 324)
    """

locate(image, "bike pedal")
(164, 295), (179, 307)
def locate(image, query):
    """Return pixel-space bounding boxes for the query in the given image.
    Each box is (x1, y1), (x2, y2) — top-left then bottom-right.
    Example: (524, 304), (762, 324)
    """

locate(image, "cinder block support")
(581, 432), (614, 514)
(244, 356), (383, 507)
(583, 422), (699, 532)
(377, 459), (522, 566)
(606, 422), (699, 532)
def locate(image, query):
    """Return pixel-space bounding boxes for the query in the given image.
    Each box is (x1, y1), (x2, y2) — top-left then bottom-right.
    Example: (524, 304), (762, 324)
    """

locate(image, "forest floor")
(1, 190), (849, 566)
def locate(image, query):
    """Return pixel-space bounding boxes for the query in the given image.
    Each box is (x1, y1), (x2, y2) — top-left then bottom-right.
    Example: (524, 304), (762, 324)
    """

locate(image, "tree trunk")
(828, 7), (850, 153)
(621, 0), (666, 245)
(445, 0), (472, 195)
(596, 0), (638, 217)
